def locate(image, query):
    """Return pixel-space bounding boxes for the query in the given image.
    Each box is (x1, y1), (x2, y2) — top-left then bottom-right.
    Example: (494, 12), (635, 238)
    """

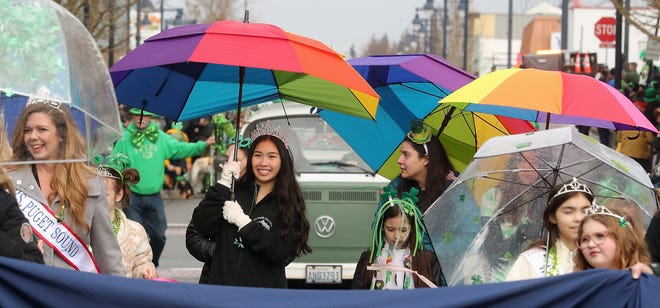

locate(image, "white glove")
(223, 201), (251, 230)
(217, 160), (241, 188)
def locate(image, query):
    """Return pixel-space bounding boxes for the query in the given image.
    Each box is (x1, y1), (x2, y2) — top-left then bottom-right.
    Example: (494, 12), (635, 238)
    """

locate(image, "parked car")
(241, 102), (390, 288)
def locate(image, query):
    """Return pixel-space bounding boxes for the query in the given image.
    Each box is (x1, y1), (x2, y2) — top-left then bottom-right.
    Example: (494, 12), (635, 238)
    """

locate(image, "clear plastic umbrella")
(424, 126), (659, 286)
(0, 0), (122, 163)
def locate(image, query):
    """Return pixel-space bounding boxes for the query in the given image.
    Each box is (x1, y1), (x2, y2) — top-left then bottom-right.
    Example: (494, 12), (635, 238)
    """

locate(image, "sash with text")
(16, 189), (100, 273)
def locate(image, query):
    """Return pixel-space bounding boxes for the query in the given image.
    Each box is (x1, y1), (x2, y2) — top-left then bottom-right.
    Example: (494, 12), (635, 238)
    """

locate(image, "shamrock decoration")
(379, 185), (398, 204)
(443, 230), (453, 244)
(401, 187), (419, 205)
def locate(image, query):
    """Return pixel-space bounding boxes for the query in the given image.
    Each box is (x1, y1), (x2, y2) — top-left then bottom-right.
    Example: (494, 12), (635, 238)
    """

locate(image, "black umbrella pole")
(231, 66), (246, 200)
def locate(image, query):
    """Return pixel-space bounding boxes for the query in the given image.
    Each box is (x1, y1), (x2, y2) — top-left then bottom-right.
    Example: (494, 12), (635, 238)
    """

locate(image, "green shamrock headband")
(228, 135), (251, 149)
(369, 186), (426, 261)
(406, 118), (432, 155)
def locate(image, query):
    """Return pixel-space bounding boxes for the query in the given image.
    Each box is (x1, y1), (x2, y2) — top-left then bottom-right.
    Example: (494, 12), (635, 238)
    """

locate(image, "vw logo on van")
(314, 215), (336, 238)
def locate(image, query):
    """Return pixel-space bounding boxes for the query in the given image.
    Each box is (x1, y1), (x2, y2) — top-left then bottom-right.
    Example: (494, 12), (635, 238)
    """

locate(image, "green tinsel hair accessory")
(96, 153), (130, 182)
(370, 186), (427, 262)
(406, 118), (432, 145)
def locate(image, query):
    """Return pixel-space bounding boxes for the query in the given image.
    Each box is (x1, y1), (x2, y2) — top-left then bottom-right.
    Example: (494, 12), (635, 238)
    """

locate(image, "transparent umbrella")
(424, 126), (659, 286)
(0, 0), (122, 163)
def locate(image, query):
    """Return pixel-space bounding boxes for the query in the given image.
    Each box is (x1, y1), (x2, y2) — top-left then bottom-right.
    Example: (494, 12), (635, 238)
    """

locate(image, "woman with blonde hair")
(5, 100), (124, 275)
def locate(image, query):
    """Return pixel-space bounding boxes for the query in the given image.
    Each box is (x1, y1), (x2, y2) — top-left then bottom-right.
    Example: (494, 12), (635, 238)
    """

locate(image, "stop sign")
(594, 17), (616, 43)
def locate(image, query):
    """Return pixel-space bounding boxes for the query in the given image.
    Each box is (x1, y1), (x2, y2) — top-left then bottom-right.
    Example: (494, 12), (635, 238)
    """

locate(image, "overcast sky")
(167, 0), (626, 56)
(231, 0), (567, 55)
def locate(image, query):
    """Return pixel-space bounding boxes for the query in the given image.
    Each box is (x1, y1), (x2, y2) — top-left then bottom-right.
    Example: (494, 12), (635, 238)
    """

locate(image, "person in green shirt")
(112, 108), (214, 266)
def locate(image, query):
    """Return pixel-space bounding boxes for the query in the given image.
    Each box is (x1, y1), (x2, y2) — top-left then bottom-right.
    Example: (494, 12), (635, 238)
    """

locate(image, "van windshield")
(243, 116), (374, 174)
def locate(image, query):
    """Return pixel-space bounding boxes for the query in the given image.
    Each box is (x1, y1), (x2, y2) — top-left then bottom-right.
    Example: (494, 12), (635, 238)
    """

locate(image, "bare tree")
(611, 0), (660, 41)
(54, 0), (140, 66)
(185, 0), (237, 23)
(361, 34), (397, 57)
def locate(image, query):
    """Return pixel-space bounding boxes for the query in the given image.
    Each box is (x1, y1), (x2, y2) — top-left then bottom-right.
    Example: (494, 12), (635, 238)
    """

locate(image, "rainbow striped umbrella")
(440, 68), (657, 132)
(110, 20), (379, 122)
(320, 54), (535, 178)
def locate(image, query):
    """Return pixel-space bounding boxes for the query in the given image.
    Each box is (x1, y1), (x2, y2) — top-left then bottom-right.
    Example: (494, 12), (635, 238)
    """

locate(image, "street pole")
(507, 0), (513, 68)
(161, 0), (165, 31)
(615, 7), (623, 90)
(649, 16), (660, 85)
(623, 0), (630, 59)
(443, 0), (447, 58)
(108, 0), (115, 67)
(561, 0), (568, 50)
(136, 1), (141, 47)
(462, 0), (468, 70)
(430, 12), (435, 54)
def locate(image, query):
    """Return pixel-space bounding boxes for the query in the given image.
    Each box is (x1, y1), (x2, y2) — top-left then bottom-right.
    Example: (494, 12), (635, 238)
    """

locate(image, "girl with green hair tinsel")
(351, 187), (442, 289)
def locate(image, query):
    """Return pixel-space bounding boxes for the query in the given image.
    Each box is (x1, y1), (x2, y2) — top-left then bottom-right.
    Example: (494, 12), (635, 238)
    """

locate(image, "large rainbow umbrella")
(110, 19), (379, 122)
(320, 54), (535, 178)
(440, 68), (657, 133)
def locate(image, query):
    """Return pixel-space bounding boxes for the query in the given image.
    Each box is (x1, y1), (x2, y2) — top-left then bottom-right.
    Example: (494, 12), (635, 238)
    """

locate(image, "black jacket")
(0, 189), (44, 264)
(646, 213), (660, 263)
(185, 222), (214, 284)
(191, 182), (300, 288)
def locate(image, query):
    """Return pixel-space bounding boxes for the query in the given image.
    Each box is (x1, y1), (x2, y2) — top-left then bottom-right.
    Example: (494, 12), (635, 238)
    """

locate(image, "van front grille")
(328, 191), (379, 202)
(303, 190), (322, 201)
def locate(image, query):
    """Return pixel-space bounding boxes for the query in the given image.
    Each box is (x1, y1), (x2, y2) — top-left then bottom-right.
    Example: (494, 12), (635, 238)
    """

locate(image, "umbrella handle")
(230, 66), (246, 201)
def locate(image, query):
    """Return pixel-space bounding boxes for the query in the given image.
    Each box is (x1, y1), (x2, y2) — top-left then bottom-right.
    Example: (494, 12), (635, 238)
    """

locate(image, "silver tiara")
(584, 202), (630, 228)
(97, 165), (121, 180)
(26, 97), (65, 114)
(250, 120), (289, 147)
(551, 177), (593, 201)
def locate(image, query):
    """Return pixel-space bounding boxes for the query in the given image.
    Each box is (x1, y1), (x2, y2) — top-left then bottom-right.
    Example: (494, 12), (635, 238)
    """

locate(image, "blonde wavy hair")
(574, 207), (650, 270)
(6, 103), (95, 231)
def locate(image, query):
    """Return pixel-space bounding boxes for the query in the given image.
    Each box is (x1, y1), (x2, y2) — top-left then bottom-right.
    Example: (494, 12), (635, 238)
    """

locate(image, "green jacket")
(112, 122), (208, 195)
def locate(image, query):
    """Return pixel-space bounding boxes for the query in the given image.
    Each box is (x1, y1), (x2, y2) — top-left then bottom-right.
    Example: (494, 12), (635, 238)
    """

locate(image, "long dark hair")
(527, 179), (594, 250)
(398, 138), (454, 212)
(241, 135), (312, 257)
(371, 205), (419, 261)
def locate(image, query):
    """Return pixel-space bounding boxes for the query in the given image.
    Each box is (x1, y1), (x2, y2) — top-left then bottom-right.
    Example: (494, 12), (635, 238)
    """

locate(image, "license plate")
(305, 265), (342, 284)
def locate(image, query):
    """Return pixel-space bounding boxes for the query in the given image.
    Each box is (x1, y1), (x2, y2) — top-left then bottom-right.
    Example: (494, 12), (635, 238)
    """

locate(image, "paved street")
(156, 192), (204, 283)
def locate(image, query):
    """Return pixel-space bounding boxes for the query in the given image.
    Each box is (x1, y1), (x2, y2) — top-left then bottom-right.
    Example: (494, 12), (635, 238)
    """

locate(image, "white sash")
(16, 189), (99, 273)
(522, 247), (548, 277)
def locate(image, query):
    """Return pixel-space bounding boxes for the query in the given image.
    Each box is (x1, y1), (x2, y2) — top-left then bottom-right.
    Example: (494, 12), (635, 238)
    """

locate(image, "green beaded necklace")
(56, 203), (66, 223)
(112, 209), (122, 235)
(546, 245), (559, 277)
